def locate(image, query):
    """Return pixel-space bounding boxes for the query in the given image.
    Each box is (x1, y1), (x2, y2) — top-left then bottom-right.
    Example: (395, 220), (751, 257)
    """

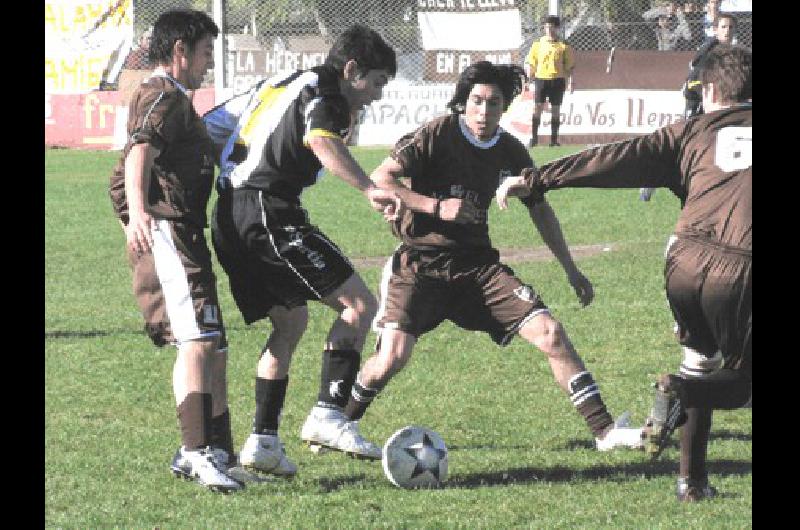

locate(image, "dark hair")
(324, 24), (397, 78)
(543, 15), (561, 27)
(699, 44), (751, 104)
(447, 62), (526, 113)
(148, 9), (219, 65)
(714, 13), (736, 27)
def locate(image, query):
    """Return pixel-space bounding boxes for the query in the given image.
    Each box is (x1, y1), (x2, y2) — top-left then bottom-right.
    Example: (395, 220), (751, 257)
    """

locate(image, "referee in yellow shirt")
(524, 15), (574, 147)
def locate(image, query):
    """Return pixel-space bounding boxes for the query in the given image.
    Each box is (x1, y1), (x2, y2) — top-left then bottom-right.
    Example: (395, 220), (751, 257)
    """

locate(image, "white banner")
(45, 0), (134, 94)
(355, 82), (687, 146)
(500, 89), (687, 142)
(721, 0), (752, 12)
(417, 10), (522, 51)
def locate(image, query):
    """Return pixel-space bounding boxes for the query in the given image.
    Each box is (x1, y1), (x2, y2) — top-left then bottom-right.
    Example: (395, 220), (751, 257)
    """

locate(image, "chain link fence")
(129, 0), (751, 92)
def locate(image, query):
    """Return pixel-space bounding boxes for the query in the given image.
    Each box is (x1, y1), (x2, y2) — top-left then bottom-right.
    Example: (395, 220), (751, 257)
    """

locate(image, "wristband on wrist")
(432, 199), (441, 219)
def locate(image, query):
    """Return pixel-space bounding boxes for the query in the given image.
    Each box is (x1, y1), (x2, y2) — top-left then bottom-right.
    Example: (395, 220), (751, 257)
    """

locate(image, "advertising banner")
(45, 0), (134, 95)
(417, 0), (522, 82)
(355, 82), (686, 146)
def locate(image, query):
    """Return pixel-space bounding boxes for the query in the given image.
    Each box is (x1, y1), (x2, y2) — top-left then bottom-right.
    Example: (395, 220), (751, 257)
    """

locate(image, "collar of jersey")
(150, 69), (188, 95)
(540, 35), (558, 43)
(458, 114), (501, 149)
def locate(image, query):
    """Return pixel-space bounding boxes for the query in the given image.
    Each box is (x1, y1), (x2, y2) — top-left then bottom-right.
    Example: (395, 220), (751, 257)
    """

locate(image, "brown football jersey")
(534, 104), (752, 252)
(109, 74), (216, 228)
(390, 113), (535, 250)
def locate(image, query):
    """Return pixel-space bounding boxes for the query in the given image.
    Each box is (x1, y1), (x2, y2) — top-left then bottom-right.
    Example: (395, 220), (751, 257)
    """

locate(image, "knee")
(271, 306), (309, 344)
(524, 316), (568, 355)
(350, 292), (378, 326)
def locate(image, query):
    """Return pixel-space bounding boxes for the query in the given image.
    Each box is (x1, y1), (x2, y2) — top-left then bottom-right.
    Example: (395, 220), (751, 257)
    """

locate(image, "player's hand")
(438, 198), (482, 224)
(567, 270), (594, 307)
(126, 210), (155, 255)
(367, 187), (401, 221)
(496, 175), (531, 210)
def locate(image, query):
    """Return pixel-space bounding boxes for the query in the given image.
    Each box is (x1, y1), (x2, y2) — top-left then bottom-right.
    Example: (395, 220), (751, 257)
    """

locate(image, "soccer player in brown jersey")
(497, 44), (751, 502)
(108, 10), (242, 492)
(204, 25), (400, 472)
(337, 61), (644, 453)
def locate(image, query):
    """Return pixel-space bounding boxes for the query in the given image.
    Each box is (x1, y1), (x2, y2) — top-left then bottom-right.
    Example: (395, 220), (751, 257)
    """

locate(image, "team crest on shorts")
(514, 285), (536, 303)
(203, 305), (220, 325)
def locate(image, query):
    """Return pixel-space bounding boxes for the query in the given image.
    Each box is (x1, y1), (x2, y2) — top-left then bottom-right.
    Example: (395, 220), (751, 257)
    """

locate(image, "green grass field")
(45, 146), (751, 529)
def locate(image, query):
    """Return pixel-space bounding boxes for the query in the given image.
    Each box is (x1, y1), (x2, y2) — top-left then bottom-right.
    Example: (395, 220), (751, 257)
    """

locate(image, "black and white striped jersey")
(204, 65), (351, 201)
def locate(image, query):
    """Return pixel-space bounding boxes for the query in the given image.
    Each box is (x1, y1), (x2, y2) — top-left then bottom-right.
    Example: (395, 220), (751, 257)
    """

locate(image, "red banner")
(45, 88), (216, 150)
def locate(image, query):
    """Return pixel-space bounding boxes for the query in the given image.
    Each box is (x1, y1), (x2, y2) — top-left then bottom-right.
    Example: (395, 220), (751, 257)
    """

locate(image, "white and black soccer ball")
(382, 425), (448, 489)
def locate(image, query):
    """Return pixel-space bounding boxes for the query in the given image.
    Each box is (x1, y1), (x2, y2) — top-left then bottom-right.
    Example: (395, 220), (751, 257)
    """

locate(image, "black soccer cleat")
(549, 141), (561, 147)
(643, 374), (687, 459)
(676, 477), (717, 502)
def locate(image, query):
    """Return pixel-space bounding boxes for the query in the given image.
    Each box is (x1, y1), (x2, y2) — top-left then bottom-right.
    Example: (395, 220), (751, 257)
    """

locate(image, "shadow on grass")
(316, 474), (370, 493)
(560, 428), (751, 452)
(450, 444), (534, 451)
(45, 330), (113, 339)
(447, 459), (751, 489)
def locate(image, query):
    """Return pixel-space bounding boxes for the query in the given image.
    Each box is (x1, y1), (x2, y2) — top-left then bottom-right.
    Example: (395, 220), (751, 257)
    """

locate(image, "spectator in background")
(524, 15), (575, 147)
(702, 0), (721, 38)
(639, 1), (691, 201)
(683, 13), (736, 117)
(643, 1), (692, 51)
(123, 27), (153, 70)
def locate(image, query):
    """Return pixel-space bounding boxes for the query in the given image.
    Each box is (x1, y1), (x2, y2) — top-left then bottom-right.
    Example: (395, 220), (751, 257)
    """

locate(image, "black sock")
(343, 377), (383, 421)
(551, 118), (560, 143)
(682, 369), (751, 409)
(568, 371), (614, 438)
(177, 392), (213, 450)
(317, 349), (360, 409)
(210, 408), (234, 455)
(679, 407), (713, 482)
(253, 377), (288, 434)
(531, 117), (541, 144)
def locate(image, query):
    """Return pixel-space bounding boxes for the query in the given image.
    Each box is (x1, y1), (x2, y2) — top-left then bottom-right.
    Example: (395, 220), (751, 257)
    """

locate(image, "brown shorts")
(374, 246), (549, 346)
(665, 237), (751, 375)
(127, 219), (227, 350)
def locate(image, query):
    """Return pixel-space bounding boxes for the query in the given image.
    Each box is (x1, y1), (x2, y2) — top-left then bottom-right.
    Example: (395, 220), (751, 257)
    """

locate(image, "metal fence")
(129, 0), (751, 92)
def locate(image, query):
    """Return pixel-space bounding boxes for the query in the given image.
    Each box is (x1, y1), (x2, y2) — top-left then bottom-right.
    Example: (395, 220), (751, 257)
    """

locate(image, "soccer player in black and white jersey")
(336, 61), (644, 453)
(204, 25), (400, 473)
(498, 45), (751, 502)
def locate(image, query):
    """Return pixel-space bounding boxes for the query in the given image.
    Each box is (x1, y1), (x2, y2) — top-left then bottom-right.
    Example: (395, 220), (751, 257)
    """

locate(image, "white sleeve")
(203, 92), (251, 151)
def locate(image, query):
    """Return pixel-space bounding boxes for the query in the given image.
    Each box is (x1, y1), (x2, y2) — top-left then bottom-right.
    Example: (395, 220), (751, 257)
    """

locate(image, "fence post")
(213, 0), (227, 103)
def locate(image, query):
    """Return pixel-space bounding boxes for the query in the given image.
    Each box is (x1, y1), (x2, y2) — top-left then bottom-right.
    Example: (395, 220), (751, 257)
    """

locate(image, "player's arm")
(527, 199), (594, 307)
(526, 127), (682, 194)
(124, 142), (160, 254)
(525, 44), (538, 88)
(564, 45), (575, 93)
(370, 156), (481, 224)
(307, 135), (400, 217)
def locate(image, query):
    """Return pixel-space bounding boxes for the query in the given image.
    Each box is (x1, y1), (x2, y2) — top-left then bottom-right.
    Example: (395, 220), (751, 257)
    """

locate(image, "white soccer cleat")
(595, 411), (645, 452)
(172, 446), (244, 493)
(239, 433), (297, 477)
(300, 406), (382, 460)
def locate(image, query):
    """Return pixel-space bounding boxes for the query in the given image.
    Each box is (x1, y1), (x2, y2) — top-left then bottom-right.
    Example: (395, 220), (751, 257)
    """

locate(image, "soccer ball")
(382, 425), (448, 489)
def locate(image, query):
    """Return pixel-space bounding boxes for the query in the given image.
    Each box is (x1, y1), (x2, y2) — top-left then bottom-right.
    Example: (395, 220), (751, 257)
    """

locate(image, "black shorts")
(374, 246), (549, 346)
(533, 78), (567, 105)
(665, 237), (751, 375)
(211, 188), (354, 324)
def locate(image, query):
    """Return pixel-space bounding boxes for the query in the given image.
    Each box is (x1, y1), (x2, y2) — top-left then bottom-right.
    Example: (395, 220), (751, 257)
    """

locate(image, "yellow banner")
(45, 0), (133, 94)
